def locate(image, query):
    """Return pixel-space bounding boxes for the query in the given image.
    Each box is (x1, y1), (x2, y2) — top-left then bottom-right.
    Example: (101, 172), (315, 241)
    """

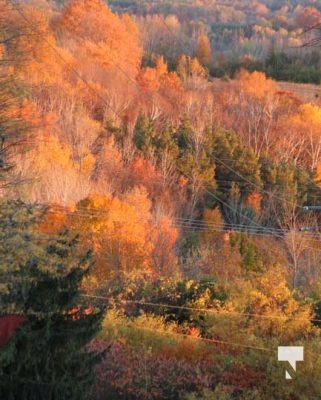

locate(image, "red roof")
(0, 315), (26, 348)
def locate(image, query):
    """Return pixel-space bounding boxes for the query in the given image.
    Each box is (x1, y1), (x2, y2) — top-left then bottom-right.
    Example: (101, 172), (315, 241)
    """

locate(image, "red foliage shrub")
(89, 339), (218, 400)
(221, 363), (265, 390)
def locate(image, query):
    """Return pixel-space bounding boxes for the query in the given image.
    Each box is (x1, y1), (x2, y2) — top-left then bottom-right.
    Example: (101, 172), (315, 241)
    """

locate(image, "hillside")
(2, 1), (321, 399)
(107, 0), (321, 83)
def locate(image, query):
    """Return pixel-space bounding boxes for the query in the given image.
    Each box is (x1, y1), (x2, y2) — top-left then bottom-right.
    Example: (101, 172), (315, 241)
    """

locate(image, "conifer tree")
(133, 112), (156, 158)
(212, 128), (261, 202)
(176, 116), (215, 212)
(0, 199), (106, 400)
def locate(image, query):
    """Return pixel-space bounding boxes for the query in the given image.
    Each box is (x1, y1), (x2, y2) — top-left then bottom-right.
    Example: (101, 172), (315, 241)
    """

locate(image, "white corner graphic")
(278, 346), (304, 379)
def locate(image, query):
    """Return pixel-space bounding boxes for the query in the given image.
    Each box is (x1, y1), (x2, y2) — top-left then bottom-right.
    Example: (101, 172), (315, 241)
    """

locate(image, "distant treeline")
(212, 49), (321, 84)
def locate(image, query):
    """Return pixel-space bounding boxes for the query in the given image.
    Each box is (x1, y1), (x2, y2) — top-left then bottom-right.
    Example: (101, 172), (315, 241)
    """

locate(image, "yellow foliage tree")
(284, 103), (321, 169)
(245, 267), (314, 341)
(72, 189), (155, 280)
(196, 34), (212, 67)
(16, 133), (93, 203)
(235, 69), (277, 100)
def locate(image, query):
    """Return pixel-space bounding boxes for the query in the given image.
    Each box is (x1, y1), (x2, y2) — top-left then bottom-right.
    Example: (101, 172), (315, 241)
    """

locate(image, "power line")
(82, 294), (321, 325)
(118, 323), (274, 353)
(1, 2), (319, 379)
(3, 289), (319, 326)
(44, 203), (321, 242)
(213, 153), (306, 212)
(6, 0), (123, 120)
(8, 0), (321, 243)
(33, 136), (321, 192)
(44, 203), (282, 235)
(132, 2), (321, 213)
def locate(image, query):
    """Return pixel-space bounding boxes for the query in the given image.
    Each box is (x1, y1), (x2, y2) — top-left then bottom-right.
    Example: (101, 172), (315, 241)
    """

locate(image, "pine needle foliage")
(0, 199), (106, 400)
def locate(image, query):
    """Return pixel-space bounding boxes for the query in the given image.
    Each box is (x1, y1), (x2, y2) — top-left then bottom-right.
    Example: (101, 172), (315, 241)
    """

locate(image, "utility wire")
(8, 1), (321, 246)
(45, 203), (321, 242)
(212, 155), (306, 211)
(119, 323), (274, 352)
(137, 0), (319, 214)
(9, 0), (318, 216)
(44, 203), (283, 235)
(82, 294), (321, 325)
(3, 0), (320, 376)
(6, 0), (123, 120)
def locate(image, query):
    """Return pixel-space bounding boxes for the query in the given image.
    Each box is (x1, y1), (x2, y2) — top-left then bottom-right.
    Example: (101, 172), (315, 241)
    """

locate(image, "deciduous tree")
(196, 34), (212, 68)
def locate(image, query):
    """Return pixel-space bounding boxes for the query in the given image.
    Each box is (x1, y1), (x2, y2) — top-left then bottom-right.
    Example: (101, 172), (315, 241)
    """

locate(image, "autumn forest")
(2, 0), (321, 399)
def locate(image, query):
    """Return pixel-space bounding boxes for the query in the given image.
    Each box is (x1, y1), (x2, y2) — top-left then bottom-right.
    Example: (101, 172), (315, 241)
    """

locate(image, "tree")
(225, 70), (278, 157)
(0, 199), (106, 400)
(0, 1), (36, 189)
(150, 216), (178, 276)
(195, 208), (243, 280)
(245, 266), (313, 340)
(68, 190), (155, 280)
(260, 160), (310, 226)
(176, 116), (215, 214)
(137, 14), (186, 68)
(0, 76), (31, 187)
(133, 112), (156, 157)
(295, 7), (321, 30)
(283, 103), (321, 170)
(177, 55), (207, 89)
(196, 34), (212, 68)
(57, 0), (142, 78)
(212, 127), (261, 202)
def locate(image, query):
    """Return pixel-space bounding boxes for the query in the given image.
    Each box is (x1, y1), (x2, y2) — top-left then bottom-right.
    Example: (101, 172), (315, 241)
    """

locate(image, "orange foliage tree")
(57, 0), (141, 79)
(39, 187), (179, 281)
(54, 0), (142, 124)
(196, 34), (212, 68)
(68, 189), (171, 280)
(224, 70), (279, 157)
(150, 216), (178, 275)
(281, 103), (321, 170)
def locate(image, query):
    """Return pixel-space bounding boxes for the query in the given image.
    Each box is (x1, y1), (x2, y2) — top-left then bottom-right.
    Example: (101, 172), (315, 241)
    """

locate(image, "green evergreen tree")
(0, 199), (106, 400)
(260, 160), (313, 227)
(176, 117), (215, 211)
(133, 112), (156, 158)
(154, 122), (179, 160)
(230, 232), (263, 273)
(265, 46), (281, 79)
(133, 114), (178, 162)
(212, 128), (261, 201)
